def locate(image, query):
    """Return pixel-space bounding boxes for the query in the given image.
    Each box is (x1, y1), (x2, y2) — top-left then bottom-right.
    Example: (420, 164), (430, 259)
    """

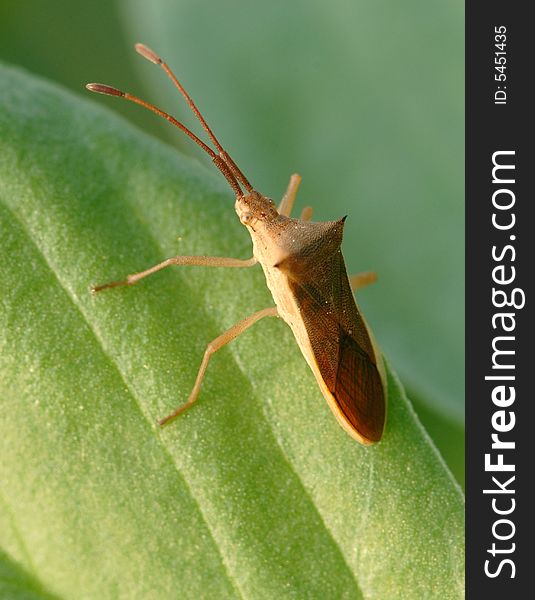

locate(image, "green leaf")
(409, 393), (465, 489)
(0, 64), (463, 599)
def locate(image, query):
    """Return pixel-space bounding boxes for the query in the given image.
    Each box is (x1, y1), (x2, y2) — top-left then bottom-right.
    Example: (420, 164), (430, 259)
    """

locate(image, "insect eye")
(240, 212), (253, 225)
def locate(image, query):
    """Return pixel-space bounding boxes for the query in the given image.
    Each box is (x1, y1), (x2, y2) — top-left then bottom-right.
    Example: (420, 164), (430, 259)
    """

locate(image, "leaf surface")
(0, 64), (464, 600)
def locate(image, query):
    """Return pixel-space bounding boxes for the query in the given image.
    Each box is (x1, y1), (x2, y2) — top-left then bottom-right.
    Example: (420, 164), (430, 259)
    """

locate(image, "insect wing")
(287, 250), (386, 443)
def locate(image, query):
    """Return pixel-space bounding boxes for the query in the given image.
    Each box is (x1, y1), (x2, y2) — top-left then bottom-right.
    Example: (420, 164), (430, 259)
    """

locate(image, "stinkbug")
(87, 43), (387, 444)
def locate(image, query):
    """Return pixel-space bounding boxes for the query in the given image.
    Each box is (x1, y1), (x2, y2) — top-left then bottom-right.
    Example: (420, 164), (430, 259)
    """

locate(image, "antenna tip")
(135, 43), (161, 64)
(86, 83), (124, 97)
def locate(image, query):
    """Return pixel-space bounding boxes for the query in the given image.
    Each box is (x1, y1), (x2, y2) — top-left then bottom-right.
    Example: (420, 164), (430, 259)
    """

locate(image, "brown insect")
(87, 43), (387, 444)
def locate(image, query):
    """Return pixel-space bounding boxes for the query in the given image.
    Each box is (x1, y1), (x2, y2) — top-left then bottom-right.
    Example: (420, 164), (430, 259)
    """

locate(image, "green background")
(1, 1), (464, 598)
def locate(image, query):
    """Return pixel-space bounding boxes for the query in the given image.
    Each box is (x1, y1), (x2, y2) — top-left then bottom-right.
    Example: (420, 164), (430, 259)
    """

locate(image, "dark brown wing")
(285, 248), (386, 443)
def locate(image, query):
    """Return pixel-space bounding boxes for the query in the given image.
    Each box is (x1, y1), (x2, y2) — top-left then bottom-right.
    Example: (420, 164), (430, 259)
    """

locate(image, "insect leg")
(349, 271), (377, 291)
(91, 255), (257, 293)
(299, 206), (313, 221)
(277, 173), (302, 216)
(158, 306), (279, 426)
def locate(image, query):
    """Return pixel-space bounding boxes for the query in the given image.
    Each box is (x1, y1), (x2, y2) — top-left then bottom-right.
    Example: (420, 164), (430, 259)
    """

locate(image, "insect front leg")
(91, 255), (257, 293)
(349, 271), (378, 292)
(158, 306), (279, 427)
(278, 173), (302, 216)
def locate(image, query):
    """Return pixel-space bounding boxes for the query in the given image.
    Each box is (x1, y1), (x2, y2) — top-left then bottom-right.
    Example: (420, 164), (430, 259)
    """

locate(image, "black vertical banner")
(466, 3), (532, 597)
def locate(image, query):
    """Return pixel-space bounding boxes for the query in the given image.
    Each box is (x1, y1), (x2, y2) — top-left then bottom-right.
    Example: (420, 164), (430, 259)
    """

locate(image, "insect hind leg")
(158, 306), (279, 427)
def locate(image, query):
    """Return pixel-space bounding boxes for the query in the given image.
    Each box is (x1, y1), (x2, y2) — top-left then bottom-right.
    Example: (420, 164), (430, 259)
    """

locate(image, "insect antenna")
(134, 43), (253, 193)
(85, 83), (243, 197)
